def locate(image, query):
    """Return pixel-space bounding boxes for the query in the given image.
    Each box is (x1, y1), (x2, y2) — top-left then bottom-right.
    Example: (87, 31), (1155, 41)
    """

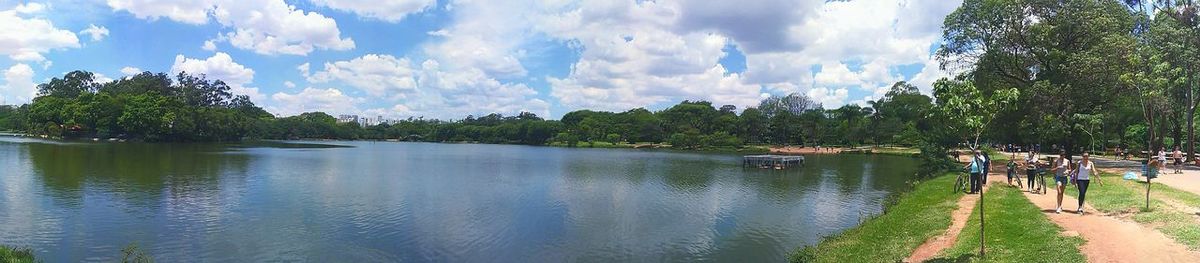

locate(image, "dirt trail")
(1019, 182), (1200, 262)
(905, 166), (1008, 262)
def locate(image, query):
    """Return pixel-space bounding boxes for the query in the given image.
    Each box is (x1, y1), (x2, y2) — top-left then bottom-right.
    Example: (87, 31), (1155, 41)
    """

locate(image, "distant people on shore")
(1173, 147), (1183, 174)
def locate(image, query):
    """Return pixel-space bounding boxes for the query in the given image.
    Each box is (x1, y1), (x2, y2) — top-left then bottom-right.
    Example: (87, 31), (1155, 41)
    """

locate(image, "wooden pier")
(743, 155), (805, 169)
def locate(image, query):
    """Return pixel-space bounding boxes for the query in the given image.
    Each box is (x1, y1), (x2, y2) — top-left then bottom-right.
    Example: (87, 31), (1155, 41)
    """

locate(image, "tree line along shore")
(0, 71), (933, 152)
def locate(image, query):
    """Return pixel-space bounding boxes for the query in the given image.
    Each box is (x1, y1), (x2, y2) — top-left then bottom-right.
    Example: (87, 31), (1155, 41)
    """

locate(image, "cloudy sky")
(0, 0), (960, 119)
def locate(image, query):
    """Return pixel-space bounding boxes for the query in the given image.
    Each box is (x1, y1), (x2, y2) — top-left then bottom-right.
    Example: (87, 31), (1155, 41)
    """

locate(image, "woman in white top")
(1158, 147), (1168, 171)
(1071, 152), (1103, 215)
(1054, 152), (1071, 213)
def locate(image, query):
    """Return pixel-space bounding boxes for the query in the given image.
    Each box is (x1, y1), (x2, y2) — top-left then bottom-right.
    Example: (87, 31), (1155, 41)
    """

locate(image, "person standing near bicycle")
(1071, 152), (1102, 215)
(1026, 149), (1040, 192)
(963, 150), (984, 194)
(1007, 152), (1021, 188)
(1054, 151), (1072, 214)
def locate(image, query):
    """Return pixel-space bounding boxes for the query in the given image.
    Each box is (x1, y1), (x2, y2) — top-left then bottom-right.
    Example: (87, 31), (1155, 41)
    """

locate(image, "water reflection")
(0, 138), (917, 262)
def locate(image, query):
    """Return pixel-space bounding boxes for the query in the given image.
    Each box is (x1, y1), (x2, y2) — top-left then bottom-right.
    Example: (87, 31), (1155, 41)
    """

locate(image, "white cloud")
(297, 62), (310, 77)
(120, 66), (141, 76)
(105, 0), (212, 24)
(108, 0), (355, 56)
(0, 64), (36, 104)
(406, 59), (551, 118)
(268, 87), (362, 117)
(909, 55), (954, 95)
(724, 0), (960, 104)
(307, 54), (418, 99)
(79, 24), (109, 42)
(170, 52), (264, 101)
(311, 0), (434, 22)
(421, 0), (533, 78)
(14, 3), (46, 14)
(813, 62), (862, 87)
(283, 81), (295, 88)
(806, 87), (848, 107)
(539, 1), (764, 111)
(0, 8), (81, 61)
(94, 73), (114, 83)
(202, 40), (217, 51)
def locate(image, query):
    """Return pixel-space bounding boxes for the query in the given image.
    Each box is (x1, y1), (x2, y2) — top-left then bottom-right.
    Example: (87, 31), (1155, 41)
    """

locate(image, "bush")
(701, 131), (742, 147)
(669, 131), (702, 149)
(605, 133), (622, 144)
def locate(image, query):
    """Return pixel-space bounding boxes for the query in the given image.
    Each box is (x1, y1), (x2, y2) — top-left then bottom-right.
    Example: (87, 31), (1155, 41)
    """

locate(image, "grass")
(933, 186), (1086, 262)
(1, 245), (35, 263)
(789, 173), (962, 262)
(1063, 173), (1158, 213)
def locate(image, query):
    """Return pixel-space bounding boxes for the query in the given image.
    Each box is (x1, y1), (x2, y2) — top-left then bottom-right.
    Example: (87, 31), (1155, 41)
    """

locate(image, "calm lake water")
(0, 137), (918, 262)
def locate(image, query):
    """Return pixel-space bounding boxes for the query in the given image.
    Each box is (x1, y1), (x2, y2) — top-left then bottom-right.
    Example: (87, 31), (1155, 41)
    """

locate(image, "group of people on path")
(965, 148), (1102, 214)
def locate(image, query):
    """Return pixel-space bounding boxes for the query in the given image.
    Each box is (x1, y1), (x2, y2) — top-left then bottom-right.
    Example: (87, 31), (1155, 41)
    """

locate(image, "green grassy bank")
(934, 186), (1085, 262)
(1, 245), (35, 263)
(790, 173), (962, 262)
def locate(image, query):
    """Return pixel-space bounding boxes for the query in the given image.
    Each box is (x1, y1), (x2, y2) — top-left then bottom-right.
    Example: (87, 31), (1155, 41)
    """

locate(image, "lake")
(0, 137), (919, 262)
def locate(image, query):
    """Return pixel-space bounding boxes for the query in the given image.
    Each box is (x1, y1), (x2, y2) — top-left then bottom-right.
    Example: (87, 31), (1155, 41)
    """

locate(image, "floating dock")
(743, 155), (805, 169)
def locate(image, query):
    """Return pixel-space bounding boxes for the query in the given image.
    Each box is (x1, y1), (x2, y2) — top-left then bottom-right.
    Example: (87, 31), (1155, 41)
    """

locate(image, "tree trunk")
(1189, 70), (1197, 162)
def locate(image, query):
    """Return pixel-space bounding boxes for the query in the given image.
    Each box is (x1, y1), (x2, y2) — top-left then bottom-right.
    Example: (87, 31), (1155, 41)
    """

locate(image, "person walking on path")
(1026, 150), (1040, 193)
(964, 150), (984, 194)
(981, 150), (991, 186)
(1158, 147), (1168, 171)
(1071, 152), (1102, 215)
(1055, 151), (1072, 214)
(1173, 147), (1183, 174)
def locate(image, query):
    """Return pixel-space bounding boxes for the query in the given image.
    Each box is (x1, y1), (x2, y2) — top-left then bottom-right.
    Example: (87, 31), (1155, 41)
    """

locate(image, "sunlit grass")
(0, 245), (35, 263)
(935, 186), (1086, 262)
(790, 173), (962, 262)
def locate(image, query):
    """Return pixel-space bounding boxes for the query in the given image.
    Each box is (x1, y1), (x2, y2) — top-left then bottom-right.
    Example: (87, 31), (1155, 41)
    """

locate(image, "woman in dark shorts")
(1025, 149), (1039, 192)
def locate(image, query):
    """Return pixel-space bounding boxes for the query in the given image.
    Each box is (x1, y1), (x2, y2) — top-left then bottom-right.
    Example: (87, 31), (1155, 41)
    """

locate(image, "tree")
(37, 71), (100, 98)
(932, 78), (1020, 151)
(941, 0), (1134, 157)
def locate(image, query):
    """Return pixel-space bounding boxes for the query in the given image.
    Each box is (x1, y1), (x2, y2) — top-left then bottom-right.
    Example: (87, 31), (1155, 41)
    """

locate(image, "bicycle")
(1030, 168), (1048, 195)
(954, 171), (969, 194)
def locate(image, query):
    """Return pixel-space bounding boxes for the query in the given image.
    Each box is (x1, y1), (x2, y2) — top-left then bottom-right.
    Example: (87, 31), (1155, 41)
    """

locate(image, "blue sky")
(0, 0), (961, 119)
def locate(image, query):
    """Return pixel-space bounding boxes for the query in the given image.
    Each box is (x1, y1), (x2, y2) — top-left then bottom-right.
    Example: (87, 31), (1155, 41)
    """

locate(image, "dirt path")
(1019, 183), (1200, 262)
(905, 169), (1009, 262)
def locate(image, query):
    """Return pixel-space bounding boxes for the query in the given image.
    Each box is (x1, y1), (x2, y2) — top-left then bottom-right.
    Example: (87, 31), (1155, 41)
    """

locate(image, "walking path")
(1019, 184), (1200, 262)
(913, 154), (1200, 262)
(999, 154), (1200, 261)
(904, 173), (1001, 262)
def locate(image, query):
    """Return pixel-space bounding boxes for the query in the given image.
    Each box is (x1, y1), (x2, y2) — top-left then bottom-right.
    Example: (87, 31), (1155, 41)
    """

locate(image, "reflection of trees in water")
(26, 142), (253, 205)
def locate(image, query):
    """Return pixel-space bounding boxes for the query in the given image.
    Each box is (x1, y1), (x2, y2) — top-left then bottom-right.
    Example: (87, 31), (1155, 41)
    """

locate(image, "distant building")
(337, 114), (359, 124)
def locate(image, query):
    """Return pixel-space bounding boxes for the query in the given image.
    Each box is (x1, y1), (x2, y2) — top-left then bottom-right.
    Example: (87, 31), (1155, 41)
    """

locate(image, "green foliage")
(6, 70), (938, 149)
(0, 245), (35, 263)
(15, 71), (265, 142)
(932, 79), (1020, 149)
(121, 243), (153, 263)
